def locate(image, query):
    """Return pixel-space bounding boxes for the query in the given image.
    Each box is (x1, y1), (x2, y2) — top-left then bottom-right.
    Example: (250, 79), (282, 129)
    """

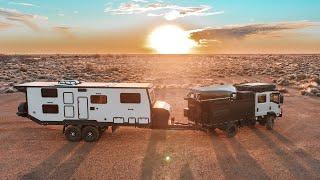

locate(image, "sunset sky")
(0, 0), (319, 54)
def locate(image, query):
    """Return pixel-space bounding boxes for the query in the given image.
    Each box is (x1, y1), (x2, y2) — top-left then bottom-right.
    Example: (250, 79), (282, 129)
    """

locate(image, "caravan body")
(15, 80), (171, 141)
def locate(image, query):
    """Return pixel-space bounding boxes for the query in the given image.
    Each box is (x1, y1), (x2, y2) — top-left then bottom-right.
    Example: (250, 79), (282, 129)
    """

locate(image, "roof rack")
(234, 83), (276, 92)
(58, 80), (81, 86)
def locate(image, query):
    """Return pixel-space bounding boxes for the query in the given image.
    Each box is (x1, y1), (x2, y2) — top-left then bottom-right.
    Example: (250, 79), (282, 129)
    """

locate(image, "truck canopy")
(189, 85), (236, 100)
(234, 83), (276, 92)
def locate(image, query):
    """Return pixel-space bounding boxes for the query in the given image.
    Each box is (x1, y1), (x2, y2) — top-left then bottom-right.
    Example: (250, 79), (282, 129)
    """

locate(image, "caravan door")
(78, 97), (89, 119)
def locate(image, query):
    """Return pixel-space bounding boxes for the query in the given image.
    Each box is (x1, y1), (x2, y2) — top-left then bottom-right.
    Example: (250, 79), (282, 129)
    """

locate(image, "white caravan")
(15, 80), (171, 142)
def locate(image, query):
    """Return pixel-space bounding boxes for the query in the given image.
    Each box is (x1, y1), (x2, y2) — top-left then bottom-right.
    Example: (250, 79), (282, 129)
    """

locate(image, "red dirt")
(0, 89), (320, 179)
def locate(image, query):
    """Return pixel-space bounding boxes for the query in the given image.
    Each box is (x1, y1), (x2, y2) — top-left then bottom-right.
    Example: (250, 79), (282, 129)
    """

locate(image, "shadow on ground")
(252, 128), (320, 179)
(140, 130), (167, 180)
(21, 142), (96, 179)
(211, 131), (270, 180)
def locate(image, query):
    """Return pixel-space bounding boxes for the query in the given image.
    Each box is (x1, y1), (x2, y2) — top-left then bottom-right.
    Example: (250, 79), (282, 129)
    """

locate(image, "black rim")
(67, 128), (80, 140)
(228, 126), (236, 135)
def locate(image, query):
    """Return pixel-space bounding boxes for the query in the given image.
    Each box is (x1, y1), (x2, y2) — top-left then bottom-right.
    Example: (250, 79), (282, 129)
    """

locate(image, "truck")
(184, 83), (284, 137)
(15, 80), (171, 142)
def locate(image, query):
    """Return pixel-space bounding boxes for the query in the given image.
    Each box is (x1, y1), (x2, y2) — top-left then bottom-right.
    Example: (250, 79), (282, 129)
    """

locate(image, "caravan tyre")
(65, 125), (82, 142)
(225, 123), (238, 138)
(82, 126), (100, 142)
(266, 116), (275, 130)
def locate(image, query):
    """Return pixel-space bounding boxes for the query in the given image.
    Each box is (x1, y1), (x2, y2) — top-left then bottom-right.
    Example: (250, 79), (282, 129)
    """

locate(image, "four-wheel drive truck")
(184, 83), (284, 137)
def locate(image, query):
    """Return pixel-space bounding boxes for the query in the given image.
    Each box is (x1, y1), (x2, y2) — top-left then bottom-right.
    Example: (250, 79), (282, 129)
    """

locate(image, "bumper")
(16, 111), (28, 117)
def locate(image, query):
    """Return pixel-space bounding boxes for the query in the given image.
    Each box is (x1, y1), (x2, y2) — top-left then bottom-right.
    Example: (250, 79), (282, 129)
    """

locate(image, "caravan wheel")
(65, 125), (82, 142)
(82, 126), (100, 142)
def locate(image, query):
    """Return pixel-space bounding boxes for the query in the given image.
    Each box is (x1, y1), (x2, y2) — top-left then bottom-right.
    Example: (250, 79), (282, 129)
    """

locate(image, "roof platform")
(234, 83), (276, 92)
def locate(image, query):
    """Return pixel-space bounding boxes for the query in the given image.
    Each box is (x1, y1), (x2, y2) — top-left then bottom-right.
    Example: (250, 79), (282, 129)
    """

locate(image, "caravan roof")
(15, 81), (153, 89)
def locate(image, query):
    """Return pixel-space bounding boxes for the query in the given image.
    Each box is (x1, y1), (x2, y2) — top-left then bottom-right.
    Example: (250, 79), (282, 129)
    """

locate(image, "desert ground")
(0, 54), (320, 179)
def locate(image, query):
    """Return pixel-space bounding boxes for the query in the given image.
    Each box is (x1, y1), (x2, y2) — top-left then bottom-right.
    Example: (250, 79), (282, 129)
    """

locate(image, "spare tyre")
(151, 101), (171, 129)
(17, 102), (28, 117)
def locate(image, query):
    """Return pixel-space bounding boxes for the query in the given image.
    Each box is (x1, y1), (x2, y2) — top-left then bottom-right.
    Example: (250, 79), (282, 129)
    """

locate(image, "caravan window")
(41, 88), (58, 98)
(120, 93), (141, 104)
(42, 104), (59, 114)
(91, 95), (107, 104)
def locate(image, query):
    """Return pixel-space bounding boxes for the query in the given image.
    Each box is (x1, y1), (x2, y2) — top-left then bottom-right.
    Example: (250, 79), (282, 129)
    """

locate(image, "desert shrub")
(84, 63), (95, 72)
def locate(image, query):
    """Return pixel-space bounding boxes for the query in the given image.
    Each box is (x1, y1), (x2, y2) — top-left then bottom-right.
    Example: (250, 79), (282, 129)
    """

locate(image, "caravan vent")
(58, 80), (81, 86)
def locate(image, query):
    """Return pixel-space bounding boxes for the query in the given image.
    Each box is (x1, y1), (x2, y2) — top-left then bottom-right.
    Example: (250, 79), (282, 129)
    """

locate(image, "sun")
(148, 25), (196, 54)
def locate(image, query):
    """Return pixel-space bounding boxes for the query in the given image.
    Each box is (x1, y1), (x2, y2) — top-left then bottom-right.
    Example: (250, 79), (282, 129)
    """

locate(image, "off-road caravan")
(15, 80), (171, 142)
(184, 83), (284, 137)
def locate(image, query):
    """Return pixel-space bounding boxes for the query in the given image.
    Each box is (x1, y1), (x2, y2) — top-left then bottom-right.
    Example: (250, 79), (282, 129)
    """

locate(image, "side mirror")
(280, 94), (284, 104)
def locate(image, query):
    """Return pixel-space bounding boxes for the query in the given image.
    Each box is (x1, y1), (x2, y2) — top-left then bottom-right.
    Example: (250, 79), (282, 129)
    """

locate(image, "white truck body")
(255, 91), (282, 117)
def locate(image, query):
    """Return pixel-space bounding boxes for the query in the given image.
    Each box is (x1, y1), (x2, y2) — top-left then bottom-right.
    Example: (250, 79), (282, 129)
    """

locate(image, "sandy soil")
(0, 55), (319, 179)
(1, 87), (320, 179)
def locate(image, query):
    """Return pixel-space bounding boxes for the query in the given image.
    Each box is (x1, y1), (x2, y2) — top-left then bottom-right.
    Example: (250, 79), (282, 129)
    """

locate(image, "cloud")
(105, 2), (223, 20)
(132, 0), (148, 3)
(190, 22), (315, 42)
(53, 26), (75, 39)
(8, 1), (39, 7)
(0, 8), (47, 31)
(0, 21), (12, 29)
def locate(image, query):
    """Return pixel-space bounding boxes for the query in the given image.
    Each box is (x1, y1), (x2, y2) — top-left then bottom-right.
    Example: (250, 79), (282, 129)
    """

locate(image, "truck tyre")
(249, 119), (256, 127)
(65, 125), (82, 142)
(259, 120), (266, 126)
(266, 116), (275, 130)
(225, 123), (238, 138)
(82, 126), (100, 142)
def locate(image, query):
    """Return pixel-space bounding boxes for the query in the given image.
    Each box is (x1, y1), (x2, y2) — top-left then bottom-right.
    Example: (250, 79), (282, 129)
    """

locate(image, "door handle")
(90, 107), (95, 110)
(128, 108), (134, 111)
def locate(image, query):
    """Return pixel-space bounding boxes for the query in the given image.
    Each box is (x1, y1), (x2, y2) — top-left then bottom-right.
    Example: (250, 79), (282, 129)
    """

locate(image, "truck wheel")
(266, 116), (275, 130)
(82, 126), (100, 142)
(225, 123), (238, 138)
(249, 119), (256, 127)
(65, 125), (82, 142)
(259, 120), (266, 126)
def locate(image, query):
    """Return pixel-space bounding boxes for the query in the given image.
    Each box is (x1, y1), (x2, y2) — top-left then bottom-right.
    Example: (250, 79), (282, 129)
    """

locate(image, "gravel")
(0, 88), (320, 179)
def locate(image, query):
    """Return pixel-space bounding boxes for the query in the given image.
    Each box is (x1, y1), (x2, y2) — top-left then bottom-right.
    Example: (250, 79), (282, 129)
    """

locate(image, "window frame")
(90, 95), (108, 104)
(270, 93), (280, 104)
(257, 94), (267, 103)
(42, 104), (59, 114)
(120, 93), (141, 104)
(41, 88), (58, 98)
